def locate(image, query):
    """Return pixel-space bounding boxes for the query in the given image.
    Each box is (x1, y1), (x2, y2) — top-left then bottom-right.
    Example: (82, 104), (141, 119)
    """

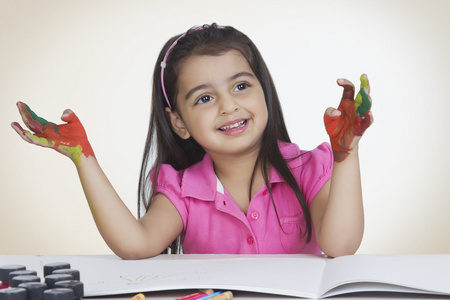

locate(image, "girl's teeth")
(221, 120), (245, 131)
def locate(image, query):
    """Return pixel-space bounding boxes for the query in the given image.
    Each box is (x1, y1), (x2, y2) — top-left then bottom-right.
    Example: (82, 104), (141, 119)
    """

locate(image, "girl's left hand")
(324, 74), (373, 162)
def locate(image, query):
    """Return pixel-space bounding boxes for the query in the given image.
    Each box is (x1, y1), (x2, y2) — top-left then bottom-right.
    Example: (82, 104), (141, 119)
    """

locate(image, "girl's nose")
(219, 95), (239, 115)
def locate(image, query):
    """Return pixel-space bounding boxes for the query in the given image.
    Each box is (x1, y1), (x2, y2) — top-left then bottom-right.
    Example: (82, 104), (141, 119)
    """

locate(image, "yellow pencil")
(208, 291), (233, 300)
(129, 293), (145, 300)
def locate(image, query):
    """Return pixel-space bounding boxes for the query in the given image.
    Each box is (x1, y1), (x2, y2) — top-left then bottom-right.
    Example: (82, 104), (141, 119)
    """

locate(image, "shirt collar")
(181, 153), (218, 201)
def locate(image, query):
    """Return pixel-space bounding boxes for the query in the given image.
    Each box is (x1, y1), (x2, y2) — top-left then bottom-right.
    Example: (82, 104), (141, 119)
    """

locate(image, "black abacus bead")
(44, 274), (73, 289)
(9, 270), (37, 286)
(51, 269), (80, 281)
(43, 289), (74, 300)
(54, 280), (83, 298)
(43, 263), (70, 277)
(18, 282), (47, 300)
(0, 265), (26, 283)
(0, 288), (27, 300)
(10, 275), (40, 288)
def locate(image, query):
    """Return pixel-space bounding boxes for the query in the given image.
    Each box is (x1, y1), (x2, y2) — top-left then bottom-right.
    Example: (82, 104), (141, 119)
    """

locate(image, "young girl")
(11, 23), (373, 259)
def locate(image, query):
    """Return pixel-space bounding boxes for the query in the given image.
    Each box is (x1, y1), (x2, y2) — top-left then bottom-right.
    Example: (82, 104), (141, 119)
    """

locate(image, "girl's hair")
(138, 23), (312, 253)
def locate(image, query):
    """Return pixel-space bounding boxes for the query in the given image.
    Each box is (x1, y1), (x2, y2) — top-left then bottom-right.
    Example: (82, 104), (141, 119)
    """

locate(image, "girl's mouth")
(218, 119), (249, 136)
(219, 120), (246, 131)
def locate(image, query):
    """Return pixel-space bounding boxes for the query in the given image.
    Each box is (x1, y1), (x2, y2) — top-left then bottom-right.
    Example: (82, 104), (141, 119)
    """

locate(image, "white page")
(321, 282), (448, 298)
(319, 254), (450, 297)
(0, 254), (327, 298)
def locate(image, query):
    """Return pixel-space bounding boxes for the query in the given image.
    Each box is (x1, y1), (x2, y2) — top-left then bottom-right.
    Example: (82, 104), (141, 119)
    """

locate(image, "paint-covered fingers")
(60, 109), (77, 123)
(324, 74), (373, 162)
(324, 84), (357, 154)
(16, 101), (44, 134)
(11, 121), (45, 146)
(324, 107), (341, 118)
(12, 102), (95, 164)
(353, 74), (373, 136)
(53, 109), (96, 164)
(337, 78), (355, 102)
(354, 74), (372, 117)
(354, 110), (373, 136)
(13, 102), (53, 145)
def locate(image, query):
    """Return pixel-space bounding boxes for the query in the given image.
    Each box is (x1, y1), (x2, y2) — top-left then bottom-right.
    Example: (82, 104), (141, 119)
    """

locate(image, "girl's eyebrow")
(185, 84), (209, 101)
(229, 71), (255, 81)
(184, 71), (255, 101)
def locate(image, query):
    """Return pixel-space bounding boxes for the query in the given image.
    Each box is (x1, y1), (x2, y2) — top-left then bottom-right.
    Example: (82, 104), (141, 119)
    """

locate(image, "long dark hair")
(138, 23), (312, 253)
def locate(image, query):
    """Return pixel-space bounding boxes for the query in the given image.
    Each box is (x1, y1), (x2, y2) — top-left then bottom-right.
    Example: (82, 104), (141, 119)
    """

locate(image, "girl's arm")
(310, 75), (373, 257)
(11, 102), (183, 259)
(75, 157), (183, 259)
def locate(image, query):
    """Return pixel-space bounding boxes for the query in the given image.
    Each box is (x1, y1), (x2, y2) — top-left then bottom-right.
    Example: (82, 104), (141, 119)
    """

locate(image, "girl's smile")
(217, 118), (249, 136)
(168, 50), (268, 158)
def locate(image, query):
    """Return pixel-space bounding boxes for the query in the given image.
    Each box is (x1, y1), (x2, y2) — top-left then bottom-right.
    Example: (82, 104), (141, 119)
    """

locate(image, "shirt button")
(247, 236), (254, 245)
(263, 189), (269, 196)
(251, 212), (259, 220)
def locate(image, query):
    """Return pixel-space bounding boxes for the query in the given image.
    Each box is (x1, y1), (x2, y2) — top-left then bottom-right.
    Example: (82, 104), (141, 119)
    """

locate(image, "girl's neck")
(209, 148), (265, 213)
(210, 149), (260, 182)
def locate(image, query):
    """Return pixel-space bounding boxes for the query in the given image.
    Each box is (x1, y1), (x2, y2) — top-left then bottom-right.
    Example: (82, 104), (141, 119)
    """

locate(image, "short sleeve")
(150, 164), (188, 232)
(298, 142), (333, 205)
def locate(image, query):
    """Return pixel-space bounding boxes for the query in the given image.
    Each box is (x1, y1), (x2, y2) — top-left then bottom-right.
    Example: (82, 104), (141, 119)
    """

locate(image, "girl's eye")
(196, 95), (213, 104)
(234, 82), (249, 92)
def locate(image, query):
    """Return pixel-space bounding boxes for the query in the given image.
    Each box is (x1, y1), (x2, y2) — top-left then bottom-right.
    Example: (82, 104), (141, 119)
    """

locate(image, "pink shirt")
(153, 142), (333, 254)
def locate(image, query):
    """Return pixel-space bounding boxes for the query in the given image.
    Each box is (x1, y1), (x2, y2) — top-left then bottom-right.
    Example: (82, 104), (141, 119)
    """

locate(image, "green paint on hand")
(24, 103), (60, 133)
(354, 75), (371, 116)
(356, 88), (371, 116)
(324, 75), (373, 161)
(18, 102), (95, 164)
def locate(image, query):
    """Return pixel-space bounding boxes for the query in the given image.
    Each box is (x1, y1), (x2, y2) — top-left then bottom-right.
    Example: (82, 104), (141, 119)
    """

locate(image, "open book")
(1, 254), (449, 299)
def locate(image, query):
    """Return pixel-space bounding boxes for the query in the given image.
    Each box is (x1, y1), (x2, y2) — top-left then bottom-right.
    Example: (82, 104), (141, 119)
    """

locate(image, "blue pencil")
(194, 292), (222, 300)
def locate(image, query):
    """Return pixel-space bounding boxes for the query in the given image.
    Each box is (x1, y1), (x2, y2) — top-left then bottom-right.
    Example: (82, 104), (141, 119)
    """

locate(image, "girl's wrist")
(332, 144), (359, 163)
(74, 153), (98, 169)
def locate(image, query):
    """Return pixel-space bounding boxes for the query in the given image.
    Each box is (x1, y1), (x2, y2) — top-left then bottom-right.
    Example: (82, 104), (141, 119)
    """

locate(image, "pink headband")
(160, 25), (224, 108)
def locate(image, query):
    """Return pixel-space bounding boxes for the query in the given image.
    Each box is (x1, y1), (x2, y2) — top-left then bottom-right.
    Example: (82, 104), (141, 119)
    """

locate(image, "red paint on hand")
(40, 111), (95, 159)
(324, 75), (372, 162)
(14, 102), (95, 163)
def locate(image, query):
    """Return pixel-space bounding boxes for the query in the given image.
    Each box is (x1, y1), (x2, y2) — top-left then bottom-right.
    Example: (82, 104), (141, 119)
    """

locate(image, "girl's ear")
(165, 107), (191, 140)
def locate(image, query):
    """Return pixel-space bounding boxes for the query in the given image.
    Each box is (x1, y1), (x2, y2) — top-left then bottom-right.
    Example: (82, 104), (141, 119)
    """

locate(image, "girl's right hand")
(323, 74), (373, 162)
(11, 101), (95, 164)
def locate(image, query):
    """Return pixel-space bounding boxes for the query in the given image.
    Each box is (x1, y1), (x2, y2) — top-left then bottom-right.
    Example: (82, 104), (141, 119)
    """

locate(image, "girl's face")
(168, 50), (268, 158)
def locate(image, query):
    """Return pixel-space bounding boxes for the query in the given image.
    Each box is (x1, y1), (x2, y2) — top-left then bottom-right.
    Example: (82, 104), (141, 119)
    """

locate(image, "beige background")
(1, 0), (449, 255)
